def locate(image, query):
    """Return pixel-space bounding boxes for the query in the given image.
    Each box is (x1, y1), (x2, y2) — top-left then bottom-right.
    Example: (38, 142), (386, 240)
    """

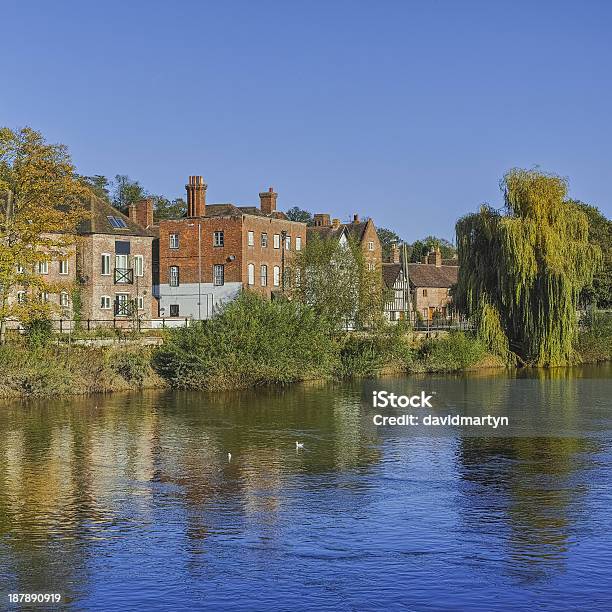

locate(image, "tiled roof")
(187, 203), (289, 220)
(78, 196), (155, 237)
(343, 221), (368, 242)
(442, 258), (459, 266)
(306, 225), (347, 241)
(382, 263), (402, 289)
(406, 263), (458, 288)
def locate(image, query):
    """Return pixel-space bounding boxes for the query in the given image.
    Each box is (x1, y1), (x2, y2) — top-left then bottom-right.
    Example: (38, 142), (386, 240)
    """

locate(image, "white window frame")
(260, 264), (267, 287)
(38, 261), (49, 275)
(213, 264), (224, 286)
(368, 241), (375, 251)
(169, 233), (179, 249)
(60, 291), (69, 307)
(273, 234), (280, 249)
(101, 295), (112, 310)
(213, 231), (224, 247)
(261, 232), (268, 247)
(296, 236), (302, 251)
(16, 264), (24, 273)
(273, 266), (280, 287)
(169, 266), (180, 287)
(17, 291), (26, 304)
(115, 293), (130, 316)
(40, 291), (50, 303)
(285, 235), (291, 250)
(137, 295), (144, 310)
(247, 230), (254, 246)
(59, 259), (69, 275)
(247, 263), (255, 286)
(101, 253), (111, 276)
(134, 255), (144, 277)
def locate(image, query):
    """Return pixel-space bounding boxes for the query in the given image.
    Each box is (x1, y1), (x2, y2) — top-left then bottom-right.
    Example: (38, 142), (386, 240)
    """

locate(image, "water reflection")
(0, 365), (610, 610)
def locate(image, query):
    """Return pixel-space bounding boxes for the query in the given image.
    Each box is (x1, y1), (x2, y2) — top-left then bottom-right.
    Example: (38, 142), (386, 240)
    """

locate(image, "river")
(1, 364), (611, 610)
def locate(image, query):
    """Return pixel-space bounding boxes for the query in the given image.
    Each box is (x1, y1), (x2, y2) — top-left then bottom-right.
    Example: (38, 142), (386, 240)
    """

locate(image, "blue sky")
(2, 0), (611, 241)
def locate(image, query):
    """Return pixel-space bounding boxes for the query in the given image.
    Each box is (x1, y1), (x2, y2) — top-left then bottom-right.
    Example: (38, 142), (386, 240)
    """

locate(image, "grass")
(0, 344), (163, 397)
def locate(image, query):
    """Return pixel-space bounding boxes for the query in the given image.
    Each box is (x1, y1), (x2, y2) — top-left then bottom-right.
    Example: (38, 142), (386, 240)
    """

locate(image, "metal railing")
(114, 267), (134, 284)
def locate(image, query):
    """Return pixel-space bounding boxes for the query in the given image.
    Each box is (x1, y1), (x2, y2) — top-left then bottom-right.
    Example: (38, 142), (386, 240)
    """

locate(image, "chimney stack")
(313, 213), (331, 227)
(332, 218), (341, 229)
(129, 198), (154, 228)
(427, 246), (442, 267)
(391, 243), (400, 264)
(353, 214), (360, 224)
(259, 187), (277, 215)
(186, 176), (207, 217)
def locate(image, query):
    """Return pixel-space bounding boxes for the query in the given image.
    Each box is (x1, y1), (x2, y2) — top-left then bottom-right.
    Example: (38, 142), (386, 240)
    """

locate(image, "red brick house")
(77, 196), (156, 323)
(156, 177), (306, 319)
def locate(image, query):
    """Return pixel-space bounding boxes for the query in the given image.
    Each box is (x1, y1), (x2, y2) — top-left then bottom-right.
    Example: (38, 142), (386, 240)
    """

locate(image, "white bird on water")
(228, 452), (232, 462)
(295, 441), (304, 450)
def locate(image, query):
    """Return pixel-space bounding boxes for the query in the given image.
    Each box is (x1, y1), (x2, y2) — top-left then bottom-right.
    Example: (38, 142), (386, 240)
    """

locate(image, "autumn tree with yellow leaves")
(0, 127), (88, 342)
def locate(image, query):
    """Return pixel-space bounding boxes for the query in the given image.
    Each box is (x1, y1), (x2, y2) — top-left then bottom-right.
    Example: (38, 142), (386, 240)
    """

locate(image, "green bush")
(418, 331), (486, 372)
(337, 325), (413, 378)
(577, 310), (612, 362)
(153, 292), (340, 389)
(109, 348), (152, 385)
(23, 318), (54, 348)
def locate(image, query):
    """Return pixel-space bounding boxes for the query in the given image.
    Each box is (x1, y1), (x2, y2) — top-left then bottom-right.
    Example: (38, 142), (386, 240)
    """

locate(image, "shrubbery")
(154, 292), (340, 389)
(23, 318), (54, 348)
(109, 348), (153, 385)
(417, 331), (487, 372)
(337, 323), (413, 377)
(577, 310), (612, 362)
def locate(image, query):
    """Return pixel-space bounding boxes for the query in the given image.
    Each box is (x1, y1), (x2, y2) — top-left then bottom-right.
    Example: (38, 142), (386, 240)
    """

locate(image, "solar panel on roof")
(107, 215), (128, 229)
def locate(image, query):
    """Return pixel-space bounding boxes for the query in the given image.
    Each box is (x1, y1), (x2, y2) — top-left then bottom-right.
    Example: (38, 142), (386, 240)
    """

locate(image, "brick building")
(77, 196), (156, 323)
(409, 247), (458, 321)
(156, 177), (307, 319)
(5, 239), (78, 324)
(309, 213), (382, 271)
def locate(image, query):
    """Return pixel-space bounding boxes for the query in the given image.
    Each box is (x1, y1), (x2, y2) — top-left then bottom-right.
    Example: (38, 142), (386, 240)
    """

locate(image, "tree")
(152, 196), (186, 221)
(409, 236), (455, 262)
(78, 175), (111, 201)
(409, 239), (427, 263)
(376, 227), (403, 260)
(285, 206), (313, 225)
(568, 200), (612, 309)
(0, 127), (88, 343)
(112, 174), (146, 212)
(289, 234), (384, 331)
(455, 169), (600, 366)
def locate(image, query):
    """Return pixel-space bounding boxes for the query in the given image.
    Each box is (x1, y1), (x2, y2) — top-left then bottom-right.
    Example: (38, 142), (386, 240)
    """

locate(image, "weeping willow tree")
(455, 169), (601, 367)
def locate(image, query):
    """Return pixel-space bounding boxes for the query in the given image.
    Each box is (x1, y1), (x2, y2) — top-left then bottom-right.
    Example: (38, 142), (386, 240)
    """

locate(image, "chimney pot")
(353, 214), (360, 224)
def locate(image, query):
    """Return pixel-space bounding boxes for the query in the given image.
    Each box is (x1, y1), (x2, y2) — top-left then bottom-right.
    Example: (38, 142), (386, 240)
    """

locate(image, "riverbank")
(1, 296), (609, 398)
(0, 329), (499, 398)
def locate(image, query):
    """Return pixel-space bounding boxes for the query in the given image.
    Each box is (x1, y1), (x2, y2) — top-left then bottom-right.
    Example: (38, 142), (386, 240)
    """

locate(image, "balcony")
(114, 300), (133, 317)
(114, 267), (134, 284)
